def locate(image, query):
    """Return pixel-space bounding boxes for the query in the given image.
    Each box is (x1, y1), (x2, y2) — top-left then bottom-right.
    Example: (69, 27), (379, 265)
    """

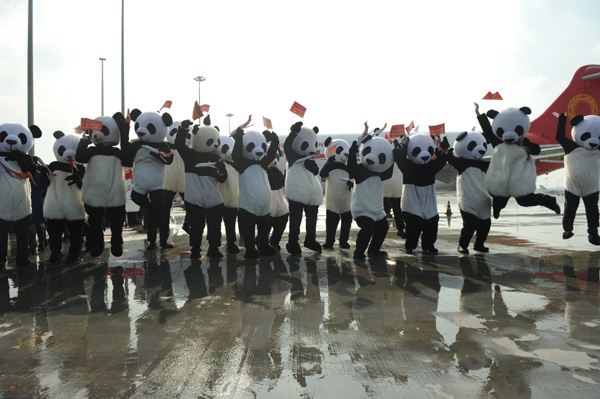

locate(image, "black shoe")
(304, 240), (322, 253)
(258, 245), (277, 256)
(207, 247), (224, 258)
(322, 242), (334, 250)
(563, 231), (574, 239)
(457, 246), (469, 254)
(111, 243), (123, 257)
(64, 253), (80, 264)
(146, 242), (157, 251)
(160, 242), (174, 249)
(339, 241), (350, 249)
(90, 244), (104, 257)
(286, 241), (301, 255)
(244, 247), (260, 259)
(397, 230), (406, 239)
(227, 242), (240, 254)
(49, 251), (63, 263)
(353, 251), (366, 260)
(422, 246), (439, 254)
(405, 248), (414, 255)
(589, 234), (600, 246)
(550, 200), (561, 214)
(493, 206), (501, 219)
(473, 245), (490, 253)
(368, 250), (388, 258)
(190, 251), (201, 259)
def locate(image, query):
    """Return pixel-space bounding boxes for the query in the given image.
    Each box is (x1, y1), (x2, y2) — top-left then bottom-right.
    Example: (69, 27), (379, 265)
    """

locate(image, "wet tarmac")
(1, 197), (600, 398)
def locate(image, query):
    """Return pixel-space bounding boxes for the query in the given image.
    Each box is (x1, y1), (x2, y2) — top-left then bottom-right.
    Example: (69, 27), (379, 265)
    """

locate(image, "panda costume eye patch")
(428, 147), (434, 155)
(581, 132), (592, 141)
(246, 142), (255, 152)
(467, 141), (477, 151)
(58, 145), (66, 156)
(262, 143), (267, 152)
(362, 146), (372, 156)
(221, 144), (230, 153)
(207, 139), (214, 147)
(18, 133), (28, 144)
(411, 147), (421, 157)
(101, 126), (111, 136)
(0, 131), (6, 141)
(301, 142), (309, 151)
(515, 126), (524, 134)
(336, 147), (343, 154)
(378, 153), (386, 164)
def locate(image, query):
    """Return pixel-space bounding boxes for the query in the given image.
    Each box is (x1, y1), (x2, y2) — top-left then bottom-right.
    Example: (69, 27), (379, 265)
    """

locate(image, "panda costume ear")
(519, 107), (532, 115)
(203, 115), (211, 126)
(53, 130), (65, 139)
(486, 110), (499, 119)
(456, 132), (468, 142)
(162, 112), (173, 127)
(571, 115), (584, 126)
(214, 126), (220, 132)
(290, 121), (303, 135)
(313, 126), (319, 134)
(130, 108), (142, 122)
(192, 125), (200, 135)
(29, 124), (42, 139)
(324, 137), (332, 147)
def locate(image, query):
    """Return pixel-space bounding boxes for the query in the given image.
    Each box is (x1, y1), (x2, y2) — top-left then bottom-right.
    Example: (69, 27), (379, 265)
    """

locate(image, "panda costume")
(267, 148), (289, 250)
(395, 133), (449, 254)
(476, 106), (560, 218)
(231, 128), (279, 258)
(348, 136), (394, 260)
(382, 135), (406, 239)
(319, 137), (353, 250)
(217, 135), (240, 254)
(162, 121), (189, 243)
(556, 113), (600, 245)
(284, 121), (324, 254)
(175, 117), (227, 258)
(447, 131), (492, 254)
(0, 122), (42, 267)
(76, 112), (133, 258)
(121, 108), (174, 250)
(43, 131), (86, 264)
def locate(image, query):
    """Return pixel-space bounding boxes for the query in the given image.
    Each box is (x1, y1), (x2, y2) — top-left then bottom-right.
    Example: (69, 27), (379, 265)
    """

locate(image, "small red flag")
(290, 101), (307, 118)
(390, 124), (405, 138)
(125, 108), (131, 124)
(327, 144), (337, 158)
(406, 120), (415, 135)
(200, 104), (210, 113)
(363, 121), (369, 134)
(192, 101), (203, 120)
(160, 100), (172, 111)
(482, 91), (503, 100)
(74, 125), (83, 134)
(263, 117), (273, 130)
(384, 133), (392, 144)
(429, 123), (445, 136)
(81, 118), (103, 131)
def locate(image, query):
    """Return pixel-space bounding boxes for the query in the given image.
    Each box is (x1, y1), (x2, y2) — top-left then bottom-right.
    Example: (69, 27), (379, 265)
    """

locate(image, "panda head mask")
(0, 123), (42, 153)
(130, 109), (173, 143)
(217, 135), (234, 162)
(52, 131), (80, 163)
(453, 131), (488, 160)
(407, 133), (436, 165)
(571, 115), (600, 150)
(167, 121), (192, 147)
(191, 115), (220, 153)
(290, 122), (319, 157)
(88, 113), (124, 146)
(324, 137), (350, 164)
(241, 131), (268, 161)
(486, 107), (531, 144)
(268, 148), (282, 169)
(360, 137), (393, 172)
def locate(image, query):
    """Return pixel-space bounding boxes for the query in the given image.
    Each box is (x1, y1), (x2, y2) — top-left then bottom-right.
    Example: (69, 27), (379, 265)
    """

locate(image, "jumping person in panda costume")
(0, 122), (42, 267)
(76, 112), (133, 257)
(176, 117), (227, 258)
(348, 136), (394, 260)
(231, 127), (279, 258)
(475, 103), (560, 218)
(284, 121), (324, 254)
(395, 133), (449, 254)
(217, 135), (240, 254)
(43, 131), (86, 264)
(121, 108), (174, 250)
(319, 137), (353, 250)
(382, 135), (406, 239)
(267, 148), (289, 250)
(162, 121), (189, 243)
(447, 131), (492, 254)
(556, 113), (600, 245)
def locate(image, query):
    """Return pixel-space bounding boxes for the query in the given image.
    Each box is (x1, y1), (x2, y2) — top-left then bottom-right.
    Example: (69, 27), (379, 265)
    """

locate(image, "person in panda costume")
(284, 121), (324, 254)
(121, 108), (174, 250)
(475, 103), (560, 218)
(0, 122), (42, 267)
(42, 131), (86, 263)
(382, 135), (406, 239)
(175, 117), (227, 258)
(231, 127), (279, 258)
(348, 136), (394, 260)
(267, 148), (289, 250)
(162, 121), (189, 243)
(556, 113), (600, 245)
(319, 137), (353, 250)
(217, 135), (240, 254)
(76, 112), (133, 257)
(395, 133), (449, 254)
(447, 131), (492, 254)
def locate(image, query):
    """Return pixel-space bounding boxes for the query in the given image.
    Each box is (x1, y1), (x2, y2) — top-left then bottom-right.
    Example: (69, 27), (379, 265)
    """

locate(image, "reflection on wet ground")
(1, 204), (600, 398)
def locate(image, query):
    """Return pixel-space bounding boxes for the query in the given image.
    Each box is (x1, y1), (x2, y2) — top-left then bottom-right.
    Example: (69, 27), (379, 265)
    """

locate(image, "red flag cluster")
(482, 91), (503, 100)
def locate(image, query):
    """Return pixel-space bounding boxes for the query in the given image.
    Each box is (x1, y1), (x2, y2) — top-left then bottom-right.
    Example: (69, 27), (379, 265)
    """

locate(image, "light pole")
(193, 76), (206, 105)
(99, 58), (106, 115)
(121, 0), (125, 115)
(27, 0), (34, 155)
(226, 113), (234, 134)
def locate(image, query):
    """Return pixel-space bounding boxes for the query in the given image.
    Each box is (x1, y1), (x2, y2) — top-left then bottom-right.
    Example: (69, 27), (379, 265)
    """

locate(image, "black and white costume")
(267, 150), (288, 250)
(163, 121), (189, 243)
(383, 137), (406, 238)
(217, 135), (240, 254)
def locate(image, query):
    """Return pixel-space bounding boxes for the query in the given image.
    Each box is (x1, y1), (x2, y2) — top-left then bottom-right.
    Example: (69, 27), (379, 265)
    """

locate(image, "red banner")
(482, 91), (503, 100)
(429, 123), (445, 136)
(160, 100), (172, 111)
(200, 104), (210, 113)
(390, 124), (405, 138)
(290, 101), (307, 118)
(192, 101), (203, 120)
(263, 117), (273, 130)
(81, 118), (103, 131)
(406, 120), (415, 135)
(327, 144), (337, 158)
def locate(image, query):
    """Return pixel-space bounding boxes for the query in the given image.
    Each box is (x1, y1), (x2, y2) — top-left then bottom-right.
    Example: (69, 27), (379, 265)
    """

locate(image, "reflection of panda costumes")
(76, 112), (133, 257)
(231, 128), (279, 258)
(383, 136), (406, 238)
(122, 108), (174, 250)
(348, 137), (393, 260)
(284, 122), (324, 254)
(556, 113), (600, 245)
(396, 133), (448, 254)
(217, 135), (240, 253)
(319, 137), (353, 249)
(0, 122), (42, 267)
(267, 149), (288, 250)
(477, 107), (560, 218)
(162, 121), (189, 242)
(448, 131), (492, 254)
(43, 131), (86, 264)
(175, 117), (227, 258)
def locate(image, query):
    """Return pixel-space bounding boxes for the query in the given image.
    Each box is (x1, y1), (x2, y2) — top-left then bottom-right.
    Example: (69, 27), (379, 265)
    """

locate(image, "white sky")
(1, 0), (600, 176)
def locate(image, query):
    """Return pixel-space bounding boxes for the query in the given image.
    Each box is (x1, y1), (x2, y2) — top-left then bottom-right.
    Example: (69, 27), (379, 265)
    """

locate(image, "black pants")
(269, 214), (288, 247)
(160, 190), (184, 241)
(0, 215), (31, 264)
(85, 205), (126, 249)
(238, 209), (270, 250)
(325, 210), (352, 245)
(185, 201), (223, 254)
(458, 210), (491, 249)
(131, 189), (166, 244)
(223, 206), (239, 245)
(403, 212), (439, 251)
(563, 190), (599, 233)
(354, 216), (388, 255)
(288, 200), (319, 244)
(384, 197), (405, 233)
(492, 192), (557, 217)
(47, 219), (84, 255)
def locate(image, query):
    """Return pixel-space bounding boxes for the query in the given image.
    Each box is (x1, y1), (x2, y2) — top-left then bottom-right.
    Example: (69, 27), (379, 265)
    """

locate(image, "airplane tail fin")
(529, 65), (600, 144)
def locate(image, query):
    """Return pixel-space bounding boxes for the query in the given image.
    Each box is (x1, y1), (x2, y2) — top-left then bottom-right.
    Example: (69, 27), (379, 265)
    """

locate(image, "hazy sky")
(1, 0), (600, 168)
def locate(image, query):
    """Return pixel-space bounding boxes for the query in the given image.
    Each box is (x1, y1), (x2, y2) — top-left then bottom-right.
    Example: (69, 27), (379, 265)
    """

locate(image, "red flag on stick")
(429, 123), (445, 136)
(125, 108), (131, 124)
(200, 104), (210, 113)
(406, 120), (415, 135)
(81, 118), (103, 131)
(160, 100), (172, 111)
(74, 125), (83, 134)
(482, 91), (503, 100)
(290, 101), (307, 118)
(390, 124), (405, 138)
(192, 101), (203, 120)
(263, 117), (273, 130)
